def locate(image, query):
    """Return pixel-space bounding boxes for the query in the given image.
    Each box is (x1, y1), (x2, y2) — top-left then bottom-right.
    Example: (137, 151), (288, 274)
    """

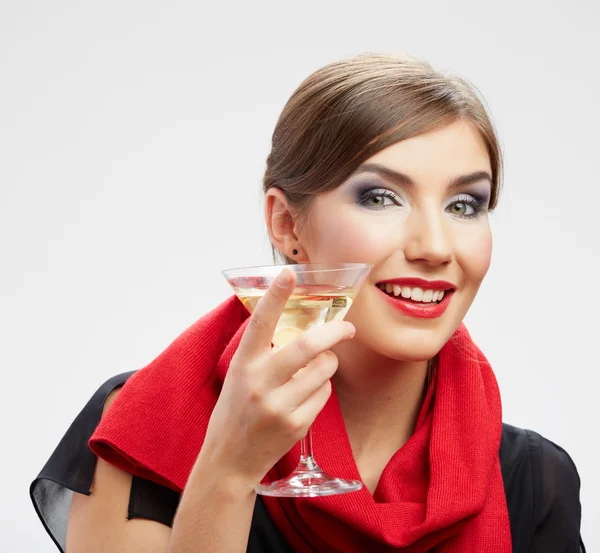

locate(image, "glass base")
(256, 467), (363, 498)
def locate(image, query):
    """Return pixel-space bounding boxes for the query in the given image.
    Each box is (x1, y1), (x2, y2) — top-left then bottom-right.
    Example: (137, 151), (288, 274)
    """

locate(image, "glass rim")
(221, 262), (372, 277)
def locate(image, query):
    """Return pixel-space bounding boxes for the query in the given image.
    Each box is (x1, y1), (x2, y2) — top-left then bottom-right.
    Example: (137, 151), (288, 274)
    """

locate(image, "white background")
(1, 1), (598, 550)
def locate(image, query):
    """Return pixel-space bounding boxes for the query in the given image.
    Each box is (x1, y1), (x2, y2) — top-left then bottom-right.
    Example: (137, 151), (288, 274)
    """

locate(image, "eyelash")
(358, 189), (399, 207)
(357, 188), (487, 219)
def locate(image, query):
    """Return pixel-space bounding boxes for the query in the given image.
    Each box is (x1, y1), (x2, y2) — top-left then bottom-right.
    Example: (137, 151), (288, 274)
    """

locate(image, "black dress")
(30, 371), (586, 553)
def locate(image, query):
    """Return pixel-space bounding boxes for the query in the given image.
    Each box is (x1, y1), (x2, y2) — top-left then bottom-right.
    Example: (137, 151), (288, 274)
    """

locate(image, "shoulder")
(32, 371), (137, 494)
(102, 382), (124, 416)
(522, 426), (581, 485)
(500, 423), (584, 553)
(81, 370), (138, 431)
(500, 422), (582, 492)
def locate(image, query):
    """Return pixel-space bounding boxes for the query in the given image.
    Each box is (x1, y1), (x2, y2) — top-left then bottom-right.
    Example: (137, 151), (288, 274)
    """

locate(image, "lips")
(376, 284), (454, 319)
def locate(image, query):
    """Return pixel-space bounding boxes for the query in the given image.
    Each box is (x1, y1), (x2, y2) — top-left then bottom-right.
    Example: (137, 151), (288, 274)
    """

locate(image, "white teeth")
(410, 288), (424, 301)
(377, 283), (448, 303)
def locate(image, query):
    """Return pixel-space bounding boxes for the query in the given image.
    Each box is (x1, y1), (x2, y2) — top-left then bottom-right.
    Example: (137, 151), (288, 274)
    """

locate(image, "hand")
(201, 268), (356, 487)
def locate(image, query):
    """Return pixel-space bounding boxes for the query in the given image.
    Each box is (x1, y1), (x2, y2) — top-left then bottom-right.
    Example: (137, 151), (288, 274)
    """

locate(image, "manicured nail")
(276, 269), (292, 287)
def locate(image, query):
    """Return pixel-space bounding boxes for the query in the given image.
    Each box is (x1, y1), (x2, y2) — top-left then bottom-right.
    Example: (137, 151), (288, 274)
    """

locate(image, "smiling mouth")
(376, 283), (450, 304)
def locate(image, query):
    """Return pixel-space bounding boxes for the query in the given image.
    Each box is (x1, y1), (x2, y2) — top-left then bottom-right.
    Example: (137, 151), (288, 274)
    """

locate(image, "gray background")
(1, 1), (598, 550)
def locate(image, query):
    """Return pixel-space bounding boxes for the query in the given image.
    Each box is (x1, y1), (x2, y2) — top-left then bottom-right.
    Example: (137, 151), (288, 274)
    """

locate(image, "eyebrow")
(352, 163), (492, 190)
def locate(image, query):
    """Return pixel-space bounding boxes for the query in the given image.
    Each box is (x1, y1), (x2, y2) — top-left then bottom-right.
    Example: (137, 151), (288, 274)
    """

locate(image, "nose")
(403, 209), (453, 267)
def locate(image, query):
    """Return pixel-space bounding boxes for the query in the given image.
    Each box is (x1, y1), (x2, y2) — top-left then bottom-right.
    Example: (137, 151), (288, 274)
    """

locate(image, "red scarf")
(89, 295), (511, 552)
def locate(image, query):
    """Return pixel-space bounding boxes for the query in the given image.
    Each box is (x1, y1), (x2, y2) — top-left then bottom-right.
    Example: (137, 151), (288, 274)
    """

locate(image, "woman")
(31, 53), (585, 552)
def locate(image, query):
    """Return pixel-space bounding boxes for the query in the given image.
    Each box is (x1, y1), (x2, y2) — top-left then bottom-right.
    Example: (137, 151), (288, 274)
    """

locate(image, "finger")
(265, 319), (355, 387)
(290, 379), (333, 431)
(276, 350), (338, 411)
(237, 268), (296, 357)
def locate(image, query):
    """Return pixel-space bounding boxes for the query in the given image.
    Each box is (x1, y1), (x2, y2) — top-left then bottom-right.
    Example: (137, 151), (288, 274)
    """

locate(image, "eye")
(446, 194), (485, 219)
(448, 201), (474, 217)
(357, 188), (402, 210)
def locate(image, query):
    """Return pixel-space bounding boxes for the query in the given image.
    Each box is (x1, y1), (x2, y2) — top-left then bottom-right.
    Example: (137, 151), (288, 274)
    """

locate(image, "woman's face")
(297, 119), (493, 361)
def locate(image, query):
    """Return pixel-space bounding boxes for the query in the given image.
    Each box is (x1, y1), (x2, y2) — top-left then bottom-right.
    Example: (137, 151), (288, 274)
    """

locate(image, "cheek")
(458, 228), (492, 284)
(307, 212), (393, 262)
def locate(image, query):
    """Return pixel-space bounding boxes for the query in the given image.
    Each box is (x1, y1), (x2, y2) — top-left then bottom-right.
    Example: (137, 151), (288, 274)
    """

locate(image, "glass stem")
(297, 426), (319, 471)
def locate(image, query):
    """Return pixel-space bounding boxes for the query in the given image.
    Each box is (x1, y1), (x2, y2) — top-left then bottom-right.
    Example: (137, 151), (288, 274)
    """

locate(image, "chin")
(356, 322), (459, 362)
(378, 340), (443, 362)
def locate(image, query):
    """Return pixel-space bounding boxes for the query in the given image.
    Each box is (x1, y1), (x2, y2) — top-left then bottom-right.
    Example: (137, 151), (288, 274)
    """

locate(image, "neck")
(331, 338), (430, 459)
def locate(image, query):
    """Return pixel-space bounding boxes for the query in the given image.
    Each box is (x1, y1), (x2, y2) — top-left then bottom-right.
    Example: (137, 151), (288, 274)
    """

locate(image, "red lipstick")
(375, 278), (456, 319)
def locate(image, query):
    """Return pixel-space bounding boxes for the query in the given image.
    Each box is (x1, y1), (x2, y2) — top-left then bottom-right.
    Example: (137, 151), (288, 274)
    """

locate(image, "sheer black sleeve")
(527, 430), (585, 553)
(29, 371), (136, 552)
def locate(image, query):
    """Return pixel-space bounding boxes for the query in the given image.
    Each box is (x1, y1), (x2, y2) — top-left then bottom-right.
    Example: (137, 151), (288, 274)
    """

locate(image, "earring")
(292, 249), (298, 255)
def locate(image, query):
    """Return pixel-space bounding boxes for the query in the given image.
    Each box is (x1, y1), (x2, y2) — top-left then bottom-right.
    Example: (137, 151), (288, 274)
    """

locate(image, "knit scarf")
(89, 295), (511, 552)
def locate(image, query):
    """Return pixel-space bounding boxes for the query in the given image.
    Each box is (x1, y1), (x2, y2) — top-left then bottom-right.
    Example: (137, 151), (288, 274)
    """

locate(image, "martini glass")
(222, 262), (372, 497)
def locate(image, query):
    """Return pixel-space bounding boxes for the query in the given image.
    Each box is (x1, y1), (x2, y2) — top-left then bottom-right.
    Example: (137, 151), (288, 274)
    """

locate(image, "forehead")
(365, 120), (492, 180)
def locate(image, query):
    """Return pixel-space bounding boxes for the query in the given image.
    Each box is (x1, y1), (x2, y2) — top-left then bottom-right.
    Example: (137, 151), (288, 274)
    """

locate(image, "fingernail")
(346, 323), (356, 337)
(276, 269), (292, 287)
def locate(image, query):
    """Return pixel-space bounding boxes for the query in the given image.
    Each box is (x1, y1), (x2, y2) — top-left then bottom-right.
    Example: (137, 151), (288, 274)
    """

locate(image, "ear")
(264, 187), (307, 262)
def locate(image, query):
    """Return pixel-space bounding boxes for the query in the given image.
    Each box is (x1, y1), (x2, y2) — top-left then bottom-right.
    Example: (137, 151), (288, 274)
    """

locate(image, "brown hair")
(263, 53), (503, 264)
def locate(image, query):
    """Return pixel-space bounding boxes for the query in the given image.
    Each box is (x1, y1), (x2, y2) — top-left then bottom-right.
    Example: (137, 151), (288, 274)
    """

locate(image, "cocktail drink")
(222, 263), (372, 497)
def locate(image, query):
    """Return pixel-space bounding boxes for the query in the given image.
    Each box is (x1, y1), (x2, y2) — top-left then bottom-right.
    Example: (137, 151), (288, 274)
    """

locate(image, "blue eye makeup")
(354, 183), (490, 219)
(356, 186), (402, 209)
